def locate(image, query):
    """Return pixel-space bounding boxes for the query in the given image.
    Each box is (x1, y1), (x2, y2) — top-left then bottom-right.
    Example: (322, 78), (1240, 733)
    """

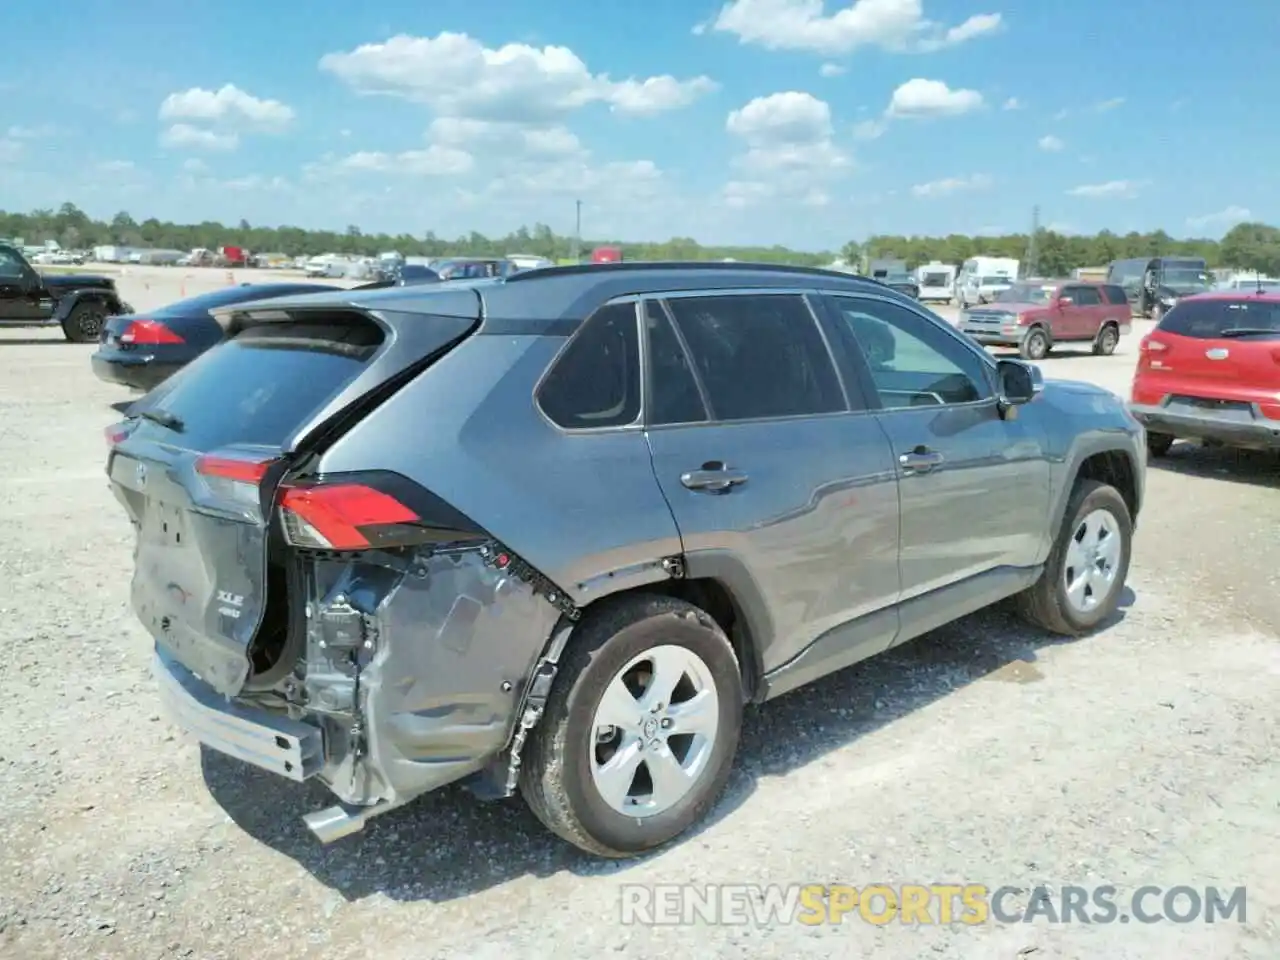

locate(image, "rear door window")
(663, 293), (846, 422)
(643, 300), (709, 426)
(537, 302), (641, 429)
(1071, 286), (1102, 306)
(1158, 299), (1280, 339)
(1102, 284), (1130, 305)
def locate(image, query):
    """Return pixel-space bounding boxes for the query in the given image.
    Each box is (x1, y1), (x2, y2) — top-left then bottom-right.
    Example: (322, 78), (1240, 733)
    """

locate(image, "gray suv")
(105, 262), (1145, 858)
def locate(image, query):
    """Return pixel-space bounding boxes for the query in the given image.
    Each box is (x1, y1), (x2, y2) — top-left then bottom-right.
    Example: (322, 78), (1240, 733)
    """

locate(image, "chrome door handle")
(681, 461), (749, 492)
(898, 448), (944, 473)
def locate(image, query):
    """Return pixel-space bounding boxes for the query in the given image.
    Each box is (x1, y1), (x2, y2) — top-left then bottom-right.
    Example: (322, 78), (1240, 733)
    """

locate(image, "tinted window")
(998, 283), (1056, 304)
(0, 247), (25, 278)
(665, 294), (844, 421)
(1071, 286), (1102, 306)
(134, 318), (386, 450)
(538, 302), (641, 429)
(1157, 299), (1280, 340)
(831, 297), (990, 409)
(643, 300), (708, 426)
(1102, 284), (1131, 305)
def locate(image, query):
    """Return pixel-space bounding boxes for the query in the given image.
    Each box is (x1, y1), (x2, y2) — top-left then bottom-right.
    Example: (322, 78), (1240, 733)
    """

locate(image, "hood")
(40, 272), (115, 290)
(974, 300), (1042, 313)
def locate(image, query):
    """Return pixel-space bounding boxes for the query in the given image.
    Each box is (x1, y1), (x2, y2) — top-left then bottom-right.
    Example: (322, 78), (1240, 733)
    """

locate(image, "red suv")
(958, 280), (1132, 360)
(1129, 290), (1280, 455)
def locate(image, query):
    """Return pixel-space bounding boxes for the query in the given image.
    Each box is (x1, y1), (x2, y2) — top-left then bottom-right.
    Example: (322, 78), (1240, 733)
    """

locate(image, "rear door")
(1058, 285), (1093, 340)
(1143, 298), (1280, 406)
(642, 292), (903, 681)
(106, 298), (480, 696)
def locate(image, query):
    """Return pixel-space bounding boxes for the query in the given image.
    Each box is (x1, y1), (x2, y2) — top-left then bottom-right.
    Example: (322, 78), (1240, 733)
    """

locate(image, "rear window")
(1157, 298), (1280, 339)
(134, 317), (385, 450)
(1102, 284), (1131, 304)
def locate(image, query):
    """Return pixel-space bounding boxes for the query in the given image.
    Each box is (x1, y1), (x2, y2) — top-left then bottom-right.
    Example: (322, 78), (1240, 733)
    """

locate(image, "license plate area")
(1168, 396), (1255, 422)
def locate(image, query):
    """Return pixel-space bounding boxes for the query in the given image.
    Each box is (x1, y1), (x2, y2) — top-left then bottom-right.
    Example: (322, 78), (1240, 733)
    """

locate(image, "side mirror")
(1056, 296), (1072, 308)
(996, 358), (1042, 406)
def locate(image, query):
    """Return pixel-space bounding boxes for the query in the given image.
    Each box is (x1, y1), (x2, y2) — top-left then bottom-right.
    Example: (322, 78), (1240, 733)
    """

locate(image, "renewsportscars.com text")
(619, 883), (1247, 926)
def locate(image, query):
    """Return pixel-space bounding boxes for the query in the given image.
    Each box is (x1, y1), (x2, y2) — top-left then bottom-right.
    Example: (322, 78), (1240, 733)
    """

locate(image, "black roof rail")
(504, 259), (891, 288)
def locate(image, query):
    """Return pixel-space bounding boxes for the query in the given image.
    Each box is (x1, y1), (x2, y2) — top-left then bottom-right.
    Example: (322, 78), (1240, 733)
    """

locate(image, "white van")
(915, 261), (957, 303)
(956, 256), (1020, 308)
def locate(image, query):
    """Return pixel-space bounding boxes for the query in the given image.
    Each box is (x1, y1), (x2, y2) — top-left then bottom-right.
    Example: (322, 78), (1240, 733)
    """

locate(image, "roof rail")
(504, 259), (891, 289)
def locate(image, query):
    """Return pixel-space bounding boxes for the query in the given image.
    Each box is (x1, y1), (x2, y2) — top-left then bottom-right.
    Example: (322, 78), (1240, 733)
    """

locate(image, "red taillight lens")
(120, 319), (184, 345)
(278, 483), (420, 550)
(195, 455), (274, 483)
(1139, 336), (1168, 353)
(104, 422), (129, 446)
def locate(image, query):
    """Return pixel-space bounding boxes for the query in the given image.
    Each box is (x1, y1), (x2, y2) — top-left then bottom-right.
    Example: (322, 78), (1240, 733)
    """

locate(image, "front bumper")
(153, 647), (324, 782)
(1130, 401), (1280, 450)
(960, 326), (1026, 347)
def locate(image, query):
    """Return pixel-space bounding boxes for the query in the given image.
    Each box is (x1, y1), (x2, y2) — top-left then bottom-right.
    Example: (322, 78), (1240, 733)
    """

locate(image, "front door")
(1063, 284), (1103, 341)
(0, 247), (41, 322)
(823, 293), (1051, 608)
(641, 293), (902, 681)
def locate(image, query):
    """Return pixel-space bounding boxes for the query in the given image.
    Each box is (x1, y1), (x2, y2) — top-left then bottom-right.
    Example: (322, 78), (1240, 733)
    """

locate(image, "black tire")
(1093, 323), (1120, 356)
(520, 593), (744, 858)
(1146, 432), (1175, 457)
(1016, 479), (1133, 636)
(62, 302), (107, 343)
(1020, 326), (1050, 361)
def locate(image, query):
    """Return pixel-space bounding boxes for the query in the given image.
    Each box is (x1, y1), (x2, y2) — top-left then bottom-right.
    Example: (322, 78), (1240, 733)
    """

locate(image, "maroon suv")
(958, 279), (1133, 360)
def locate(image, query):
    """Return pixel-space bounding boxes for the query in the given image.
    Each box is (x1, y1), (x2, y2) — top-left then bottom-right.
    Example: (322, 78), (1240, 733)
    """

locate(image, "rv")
(865, 257), (907, 280)
(914, 261), (957, 303)
(956, 256), (1020, 308)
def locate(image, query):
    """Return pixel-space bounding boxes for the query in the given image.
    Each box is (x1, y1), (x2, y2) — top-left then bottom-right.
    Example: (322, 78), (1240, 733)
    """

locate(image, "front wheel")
(1016, 479), (1133, 636)
(62, 302), (107, 343)
(521, 594), (744, 858)
(1020, 326), (1050, 361)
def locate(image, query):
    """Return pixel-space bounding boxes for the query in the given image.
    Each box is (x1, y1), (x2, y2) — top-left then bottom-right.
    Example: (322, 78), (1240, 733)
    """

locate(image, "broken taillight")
(195, 453), (277, 511)
(277, 473), (487, 551)
(104, 422), (130, 446)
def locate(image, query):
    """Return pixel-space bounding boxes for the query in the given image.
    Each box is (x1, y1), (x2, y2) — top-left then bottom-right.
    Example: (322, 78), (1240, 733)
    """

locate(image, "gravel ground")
(0, 272), (1277, 959)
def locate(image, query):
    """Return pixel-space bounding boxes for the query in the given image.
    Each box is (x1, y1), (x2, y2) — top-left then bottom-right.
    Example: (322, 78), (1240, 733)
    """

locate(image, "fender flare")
(1043, 435), (1142, 556)
(53, 288), (130, 325)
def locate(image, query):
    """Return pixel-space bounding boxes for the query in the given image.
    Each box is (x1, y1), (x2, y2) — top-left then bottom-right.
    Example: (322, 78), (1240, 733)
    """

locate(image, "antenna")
(1025, 205), (1040, 278)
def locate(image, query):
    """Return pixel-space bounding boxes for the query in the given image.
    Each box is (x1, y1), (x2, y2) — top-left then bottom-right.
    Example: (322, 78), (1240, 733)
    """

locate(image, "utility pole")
(571, 200), (582, 262)
(1025, 205), (1040, 278)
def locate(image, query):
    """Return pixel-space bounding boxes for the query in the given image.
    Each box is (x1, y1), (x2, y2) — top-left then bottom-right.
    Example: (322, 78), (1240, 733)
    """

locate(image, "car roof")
(220, 261), (913, 328)
(1178, 290), (1280, 303)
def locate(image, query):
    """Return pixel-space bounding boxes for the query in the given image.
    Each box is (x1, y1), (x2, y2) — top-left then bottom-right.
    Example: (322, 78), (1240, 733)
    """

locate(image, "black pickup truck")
(0, 242), (132, 342)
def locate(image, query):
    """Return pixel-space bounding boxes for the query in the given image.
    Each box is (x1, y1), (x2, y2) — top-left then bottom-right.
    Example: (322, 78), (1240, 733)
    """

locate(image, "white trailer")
(915, 261), (957, 303)
(956, 256), (1020, 308)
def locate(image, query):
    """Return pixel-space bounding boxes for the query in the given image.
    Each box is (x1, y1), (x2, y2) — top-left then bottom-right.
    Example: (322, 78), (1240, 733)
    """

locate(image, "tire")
(1092, 323), (1120, 356)
(520, 593), (744, 858)
(1019, 326), (1050, 361)
(1016, 479), (1133, 636)
(1146, 432), (1175, 457)
(62, 302), (107, 343)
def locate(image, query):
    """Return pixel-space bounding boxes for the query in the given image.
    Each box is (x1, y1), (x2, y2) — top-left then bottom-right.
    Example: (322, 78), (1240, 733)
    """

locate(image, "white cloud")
(705, 0), (1002, 55)
(820, 62), (846, 76)
(725, 91), (851, 177)
(0, 138), (22, 163)
(321, 145), (476, 177)
(1094, 97), (1125, 112)
(159, 84), (295, 130)
(853, 119), (887, 140)
(1067, 180), (1142, 199)
(1186, 206), (1252, 230)
(885, 78), (984, 118)
(1038, 134), (1064, 152)
(721, 179), (776, 208)
(911, 173), (992, 197)
(1002, 97), (1021, 110)
(182, 158), (209, 173)
(318, 32), (716, 123)
(6, 124), (58, 139)
(159, 123), (239, 151)
(96, 160), (136, 173)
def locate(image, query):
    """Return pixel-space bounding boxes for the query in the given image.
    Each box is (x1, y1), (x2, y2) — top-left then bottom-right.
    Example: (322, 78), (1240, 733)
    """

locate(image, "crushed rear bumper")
(1129, 401), (1280, 450)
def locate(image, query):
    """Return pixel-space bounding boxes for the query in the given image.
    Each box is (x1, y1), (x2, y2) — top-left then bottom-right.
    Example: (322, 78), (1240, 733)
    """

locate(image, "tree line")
(3, 203), (1278, 276)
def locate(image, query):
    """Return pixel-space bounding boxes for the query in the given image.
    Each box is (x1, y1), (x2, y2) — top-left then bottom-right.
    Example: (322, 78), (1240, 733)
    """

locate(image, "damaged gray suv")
(106, 262), (1145, 858)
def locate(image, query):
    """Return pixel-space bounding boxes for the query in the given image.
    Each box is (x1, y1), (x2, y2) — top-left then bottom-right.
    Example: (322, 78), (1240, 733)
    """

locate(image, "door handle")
(898, 447), (944, 473)
(681, 461), (749, 492)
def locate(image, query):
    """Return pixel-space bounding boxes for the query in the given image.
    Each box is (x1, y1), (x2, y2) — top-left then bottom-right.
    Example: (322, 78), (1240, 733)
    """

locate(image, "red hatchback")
(1128, 290), (1280, 455)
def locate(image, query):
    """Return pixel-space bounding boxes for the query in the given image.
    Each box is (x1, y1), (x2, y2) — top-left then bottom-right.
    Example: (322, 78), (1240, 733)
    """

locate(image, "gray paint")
(126, 261), (1146, 840)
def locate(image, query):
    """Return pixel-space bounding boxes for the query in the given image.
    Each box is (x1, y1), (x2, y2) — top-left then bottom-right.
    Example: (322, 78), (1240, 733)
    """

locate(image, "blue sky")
(2, 0), (1276, 251)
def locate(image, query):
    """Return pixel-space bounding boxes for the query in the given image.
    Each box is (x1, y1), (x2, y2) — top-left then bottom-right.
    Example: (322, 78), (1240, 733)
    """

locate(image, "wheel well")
(1077, 450), (1138, 520)
(576, 576), (762, 702)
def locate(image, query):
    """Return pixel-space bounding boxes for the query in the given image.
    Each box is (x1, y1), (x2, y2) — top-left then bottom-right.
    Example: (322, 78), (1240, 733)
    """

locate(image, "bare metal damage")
(251, 542), (566, 841)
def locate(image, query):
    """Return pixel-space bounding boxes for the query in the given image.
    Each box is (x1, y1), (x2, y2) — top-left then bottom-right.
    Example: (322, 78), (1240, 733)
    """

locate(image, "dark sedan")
(90, 282), (336, 392)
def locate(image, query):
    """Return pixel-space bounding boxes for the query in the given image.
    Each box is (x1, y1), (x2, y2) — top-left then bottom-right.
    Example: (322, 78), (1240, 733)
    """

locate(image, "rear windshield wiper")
(133, 408), (185, 432)
(1217, 327), (1280, 338)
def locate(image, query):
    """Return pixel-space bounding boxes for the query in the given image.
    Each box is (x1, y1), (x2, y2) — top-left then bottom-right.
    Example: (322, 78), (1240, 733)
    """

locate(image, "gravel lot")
(1, 267), (1277, 959)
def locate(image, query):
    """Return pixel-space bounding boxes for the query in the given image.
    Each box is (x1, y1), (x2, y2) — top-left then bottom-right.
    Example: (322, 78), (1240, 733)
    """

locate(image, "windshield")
(979, 276), (1012, 286)
(921, 272), (951, 285)
(997, 283), (1055, 304)
(1157, 298), (1280, 339)
(1162, 265), (1209, 288)
(884, 273), (914, 284)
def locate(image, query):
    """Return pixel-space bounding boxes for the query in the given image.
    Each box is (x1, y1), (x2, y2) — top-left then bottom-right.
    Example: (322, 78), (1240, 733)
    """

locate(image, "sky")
(2, 0), (1277, 251)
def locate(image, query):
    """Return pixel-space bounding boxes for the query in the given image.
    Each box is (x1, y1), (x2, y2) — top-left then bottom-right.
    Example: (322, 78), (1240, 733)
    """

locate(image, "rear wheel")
(1146, 432), (1175, 457)
(62, 302), (107, 343)
(1093, 323), (1120, 356)
(1017, 479), (1133, 636)
(1020, 326), (1050, 361)
(521, 593), (744, 858)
